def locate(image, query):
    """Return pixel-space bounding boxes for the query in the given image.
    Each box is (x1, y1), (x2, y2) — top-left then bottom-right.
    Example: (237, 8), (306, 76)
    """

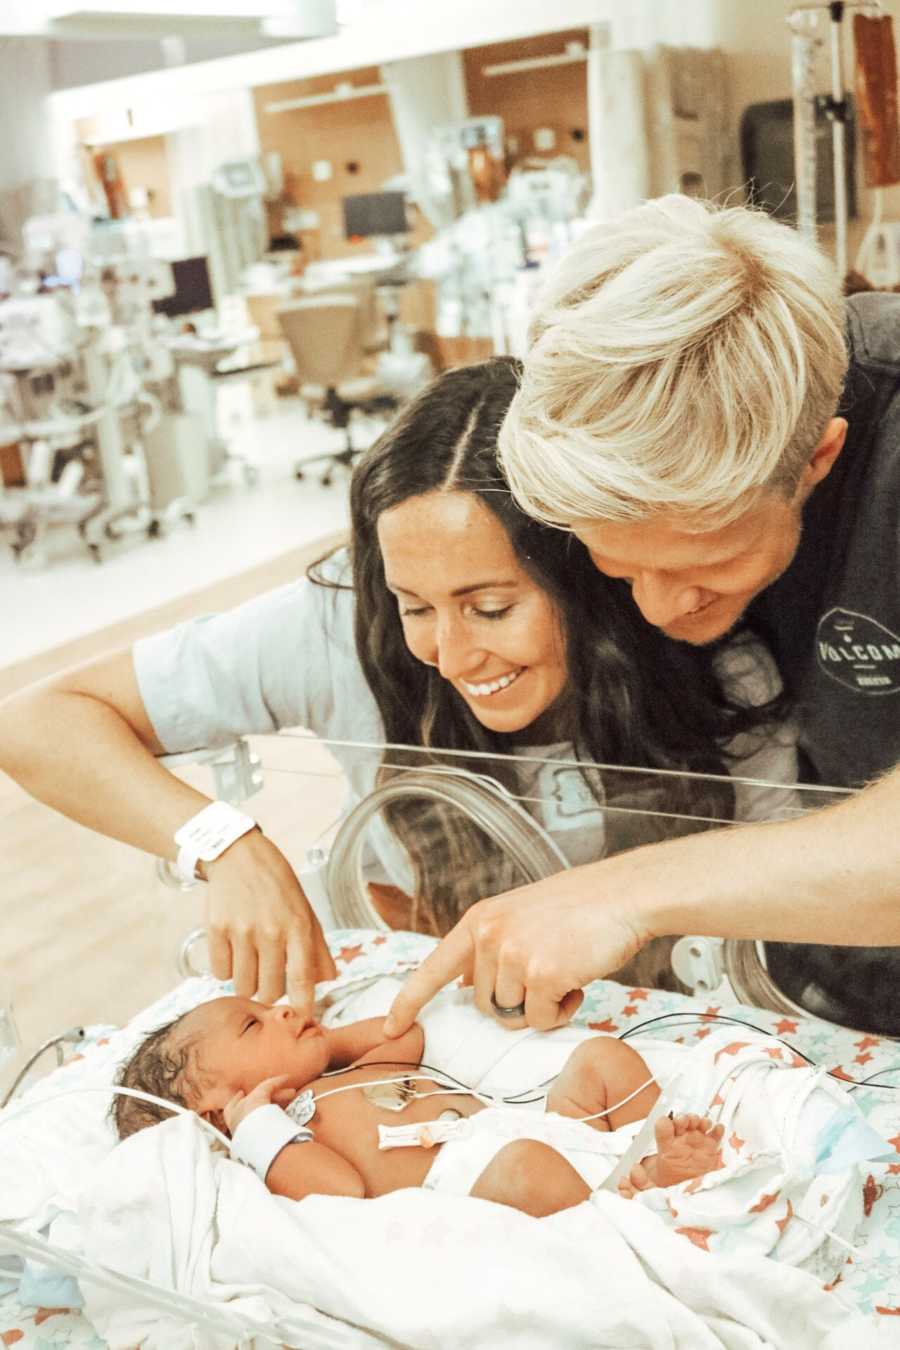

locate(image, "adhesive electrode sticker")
(285, 1089), (316, 1128)
(363, 1078), (417, 1111)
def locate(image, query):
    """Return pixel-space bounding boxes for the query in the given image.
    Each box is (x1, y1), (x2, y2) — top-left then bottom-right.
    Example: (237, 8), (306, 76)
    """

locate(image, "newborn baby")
(114, 998), (723, 1216)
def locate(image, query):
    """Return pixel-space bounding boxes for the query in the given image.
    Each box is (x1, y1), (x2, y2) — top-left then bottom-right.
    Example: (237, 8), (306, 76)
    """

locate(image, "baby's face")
(185, 997), (330, 1104)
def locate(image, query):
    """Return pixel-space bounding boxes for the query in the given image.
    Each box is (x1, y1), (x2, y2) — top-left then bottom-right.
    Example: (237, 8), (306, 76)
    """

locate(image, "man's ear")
(800, 417), (847, 496)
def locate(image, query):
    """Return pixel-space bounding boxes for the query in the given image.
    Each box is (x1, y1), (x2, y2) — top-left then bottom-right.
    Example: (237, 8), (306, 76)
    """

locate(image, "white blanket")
(65, 1111), (895, 1350)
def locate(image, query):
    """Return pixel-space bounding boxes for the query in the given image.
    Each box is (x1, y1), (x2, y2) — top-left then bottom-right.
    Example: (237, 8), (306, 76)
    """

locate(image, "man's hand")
(222, 1073), (297, 1135)
(205, 830), (336, 1018)
(384, 861), (650, 1037)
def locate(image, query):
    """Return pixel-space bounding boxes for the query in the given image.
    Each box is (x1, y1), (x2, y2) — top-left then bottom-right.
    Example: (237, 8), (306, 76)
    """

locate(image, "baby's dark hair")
(111, 1010), (204, 1141)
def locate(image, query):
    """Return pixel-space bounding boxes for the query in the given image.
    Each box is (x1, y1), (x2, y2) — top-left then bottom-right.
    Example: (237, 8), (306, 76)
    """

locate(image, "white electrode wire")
(313, 1073), (503, 1111)
(575, 1076), (658, 1123)
(0, 1085), (232, 1152)
(312, 1071), (660, 1122)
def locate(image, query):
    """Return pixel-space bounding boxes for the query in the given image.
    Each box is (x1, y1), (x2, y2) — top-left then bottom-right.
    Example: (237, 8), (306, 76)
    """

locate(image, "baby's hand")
(223, 1075), (296, 1134)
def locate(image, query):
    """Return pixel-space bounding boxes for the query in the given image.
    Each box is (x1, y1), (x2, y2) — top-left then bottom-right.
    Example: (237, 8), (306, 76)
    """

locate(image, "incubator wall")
(267, 734), (855, 1015)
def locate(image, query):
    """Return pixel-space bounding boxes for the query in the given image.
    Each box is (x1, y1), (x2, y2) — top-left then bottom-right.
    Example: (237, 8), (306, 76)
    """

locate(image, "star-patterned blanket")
(2, 929), (900, 1347)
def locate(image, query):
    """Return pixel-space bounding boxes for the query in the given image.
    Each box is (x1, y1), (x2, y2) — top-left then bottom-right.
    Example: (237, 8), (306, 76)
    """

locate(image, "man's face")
(573, 494), (804, 645)
(571, 418), (848, 645)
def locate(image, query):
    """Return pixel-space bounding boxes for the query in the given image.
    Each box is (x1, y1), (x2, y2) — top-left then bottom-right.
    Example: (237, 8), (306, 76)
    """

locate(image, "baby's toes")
(654, 1114), (676, 1151)
(617, 1177), (636, 1199)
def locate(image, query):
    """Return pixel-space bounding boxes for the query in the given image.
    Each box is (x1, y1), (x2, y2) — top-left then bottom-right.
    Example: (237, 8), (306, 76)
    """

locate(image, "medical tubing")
(0, 1026), (86, 1110)
(0, 1085), (232, 1152)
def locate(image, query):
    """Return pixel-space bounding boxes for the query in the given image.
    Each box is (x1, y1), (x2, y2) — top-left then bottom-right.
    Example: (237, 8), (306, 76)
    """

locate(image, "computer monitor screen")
(151, 256), (214, 317)
(342, 192), (408, 240)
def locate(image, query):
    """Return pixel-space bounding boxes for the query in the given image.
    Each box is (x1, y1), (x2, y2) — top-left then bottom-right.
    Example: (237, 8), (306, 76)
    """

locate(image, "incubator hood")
(162, 732), (893, 1037)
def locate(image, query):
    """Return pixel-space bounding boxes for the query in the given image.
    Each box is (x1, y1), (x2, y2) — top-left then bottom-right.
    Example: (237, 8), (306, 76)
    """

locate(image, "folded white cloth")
(67, 1111), (895, 1349)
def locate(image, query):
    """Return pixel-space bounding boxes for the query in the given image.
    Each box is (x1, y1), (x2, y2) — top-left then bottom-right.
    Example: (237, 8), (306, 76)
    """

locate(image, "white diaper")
(418, 1107), (644, 1197)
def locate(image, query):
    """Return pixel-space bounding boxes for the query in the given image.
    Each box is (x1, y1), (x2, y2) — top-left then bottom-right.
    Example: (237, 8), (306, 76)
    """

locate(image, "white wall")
(381, 50), (468, 228)
(0, 38), (54, 193)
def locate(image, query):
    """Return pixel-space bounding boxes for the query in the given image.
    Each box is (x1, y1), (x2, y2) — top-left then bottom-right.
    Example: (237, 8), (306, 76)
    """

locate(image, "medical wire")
(0, 1084), (233, 1152)
(311, 1062), (660, 1122)
(617, 1010), (900, 1090)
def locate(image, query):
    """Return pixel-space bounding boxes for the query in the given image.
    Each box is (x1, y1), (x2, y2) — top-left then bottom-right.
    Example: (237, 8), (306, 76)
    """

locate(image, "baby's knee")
(547, 1038), (612, 1104)
(471, 1139), (588, 1217)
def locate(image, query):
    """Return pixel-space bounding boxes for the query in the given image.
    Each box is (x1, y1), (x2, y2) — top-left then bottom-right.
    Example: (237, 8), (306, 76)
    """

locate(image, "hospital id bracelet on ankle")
(230, 1104), (314, 1180)
(174, 801), (258, 883)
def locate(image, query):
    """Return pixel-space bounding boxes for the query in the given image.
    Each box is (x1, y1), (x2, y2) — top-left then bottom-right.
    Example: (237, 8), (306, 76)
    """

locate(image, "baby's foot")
(617, 1114), (724, 1198)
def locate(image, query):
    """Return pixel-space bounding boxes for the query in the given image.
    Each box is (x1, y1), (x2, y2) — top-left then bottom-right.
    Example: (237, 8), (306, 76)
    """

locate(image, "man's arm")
(385, 766), (900, 1035)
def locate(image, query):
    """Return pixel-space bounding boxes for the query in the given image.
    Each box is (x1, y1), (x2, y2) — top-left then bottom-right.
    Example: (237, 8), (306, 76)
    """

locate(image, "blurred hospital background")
(1, 0), (897, 1070)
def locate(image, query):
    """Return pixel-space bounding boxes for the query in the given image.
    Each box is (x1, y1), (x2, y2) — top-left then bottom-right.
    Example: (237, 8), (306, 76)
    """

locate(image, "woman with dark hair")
(336, 358), (792, 938)
(0, 359), (794, 1019)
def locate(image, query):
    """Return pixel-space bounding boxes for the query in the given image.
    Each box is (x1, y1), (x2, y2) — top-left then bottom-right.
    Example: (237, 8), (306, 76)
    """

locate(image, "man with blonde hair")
(385, 195), (900, 1041)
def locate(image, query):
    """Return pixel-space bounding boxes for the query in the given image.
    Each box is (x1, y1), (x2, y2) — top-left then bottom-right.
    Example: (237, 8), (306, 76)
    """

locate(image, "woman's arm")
(0, 645), (335, 1013)
(384, 764), (900, 1034)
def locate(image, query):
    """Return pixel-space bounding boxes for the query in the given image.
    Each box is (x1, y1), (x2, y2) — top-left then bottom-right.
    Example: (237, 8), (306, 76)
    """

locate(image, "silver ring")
(490, 992), (526, 1020)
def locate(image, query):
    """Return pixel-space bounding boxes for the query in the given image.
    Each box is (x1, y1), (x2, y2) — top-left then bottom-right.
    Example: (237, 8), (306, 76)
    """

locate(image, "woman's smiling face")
(376, 490), (568, 735)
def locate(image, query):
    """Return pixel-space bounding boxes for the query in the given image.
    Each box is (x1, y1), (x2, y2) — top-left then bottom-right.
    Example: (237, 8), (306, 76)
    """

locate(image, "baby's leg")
(470, 1139), (589, 1217)
(545, 1036), (660, 1132)
(618, 1114), (724, 1197)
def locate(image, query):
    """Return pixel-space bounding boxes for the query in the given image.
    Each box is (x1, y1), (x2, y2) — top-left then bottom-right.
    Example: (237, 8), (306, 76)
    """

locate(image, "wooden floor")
(1, 533), (347, 1097)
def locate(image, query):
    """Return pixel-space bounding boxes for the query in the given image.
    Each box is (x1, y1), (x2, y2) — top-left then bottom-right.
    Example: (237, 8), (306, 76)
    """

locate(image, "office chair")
(299, 276), (387, 355)
(277, 295), (397, 486)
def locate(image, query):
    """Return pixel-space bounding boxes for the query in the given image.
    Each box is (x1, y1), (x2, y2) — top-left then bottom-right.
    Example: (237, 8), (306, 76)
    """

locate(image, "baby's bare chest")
(306, 1064), (483, 1196)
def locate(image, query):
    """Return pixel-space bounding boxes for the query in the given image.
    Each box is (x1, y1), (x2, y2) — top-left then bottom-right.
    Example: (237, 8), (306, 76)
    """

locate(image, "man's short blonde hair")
(499, 195), (848, 528)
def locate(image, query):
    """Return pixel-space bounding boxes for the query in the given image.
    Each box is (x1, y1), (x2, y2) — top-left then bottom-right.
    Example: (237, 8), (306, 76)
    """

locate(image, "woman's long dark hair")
(312, 358), (783, 935)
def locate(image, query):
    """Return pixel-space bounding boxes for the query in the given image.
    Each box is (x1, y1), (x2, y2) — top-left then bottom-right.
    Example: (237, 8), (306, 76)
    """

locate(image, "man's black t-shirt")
(746, 293), (900, 1033)
(748, 291), (900, 789)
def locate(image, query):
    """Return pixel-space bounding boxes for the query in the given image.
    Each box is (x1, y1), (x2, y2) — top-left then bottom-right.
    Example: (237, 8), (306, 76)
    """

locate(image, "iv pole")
(788, 1), (882, 279)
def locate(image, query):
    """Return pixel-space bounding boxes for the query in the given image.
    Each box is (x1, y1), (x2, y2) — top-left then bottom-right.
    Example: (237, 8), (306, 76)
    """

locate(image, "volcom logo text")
(818, 642), (900, 662)
(815, 608), (900, 696)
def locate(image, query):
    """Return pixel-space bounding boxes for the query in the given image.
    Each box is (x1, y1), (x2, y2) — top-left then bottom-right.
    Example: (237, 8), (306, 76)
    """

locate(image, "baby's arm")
(267, 1140), (365, 1201)
(225, 1076), (365, 1201)
(325, 1018), (425, 1071)
(325, 1018), (424, 1069)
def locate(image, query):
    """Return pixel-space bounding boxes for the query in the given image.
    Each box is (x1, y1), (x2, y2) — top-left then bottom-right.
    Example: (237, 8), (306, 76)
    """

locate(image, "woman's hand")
(383, 858), (652, 1036)
(205, 829), (336, 1018)
(223, 1074), (296, 1135)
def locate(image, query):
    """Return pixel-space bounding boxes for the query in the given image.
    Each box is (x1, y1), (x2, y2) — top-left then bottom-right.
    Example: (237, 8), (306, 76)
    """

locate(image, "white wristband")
(230, 1104), (313, 1180)
(174, 801), (257, 883)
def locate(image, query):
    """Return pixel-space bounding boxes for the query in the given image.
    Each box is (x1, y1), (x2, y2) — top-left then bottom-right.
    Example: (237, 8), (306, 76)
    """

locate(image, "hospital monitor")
(342, 191), (408, 240)
(151, 255), (214, 318)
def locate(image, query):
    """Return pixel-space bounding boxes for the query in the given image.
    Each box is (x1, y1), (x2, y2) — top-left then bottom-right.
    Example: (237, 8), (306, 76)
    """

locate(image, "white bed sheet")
(2, 929), (900, 1346)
